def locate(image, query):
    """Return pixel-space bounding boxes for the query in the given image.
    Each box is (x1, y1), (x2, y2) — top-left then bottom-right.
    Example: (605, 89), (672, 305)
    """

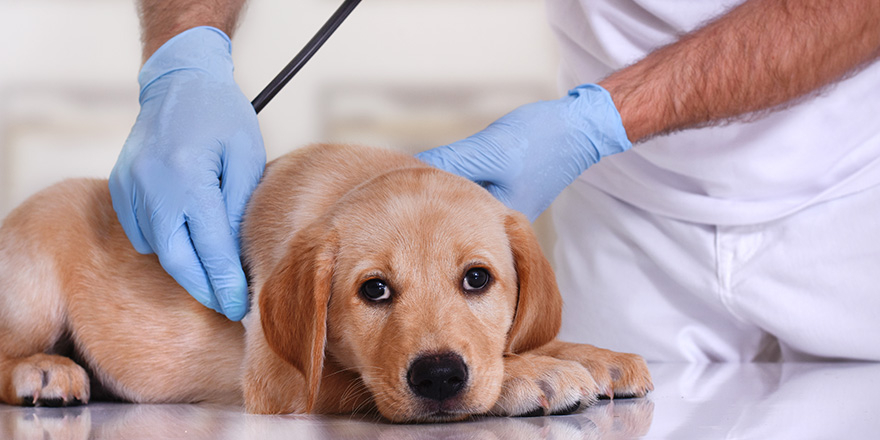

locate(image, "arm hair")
(136, 0), (247, 63)
(599, 0), (880, 142)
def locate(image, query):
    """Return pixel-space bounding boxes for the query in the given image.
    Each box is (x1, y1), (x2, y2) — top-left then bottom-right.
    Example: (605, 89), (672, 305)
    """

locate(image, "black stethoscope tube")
(251, 0), (362, 114)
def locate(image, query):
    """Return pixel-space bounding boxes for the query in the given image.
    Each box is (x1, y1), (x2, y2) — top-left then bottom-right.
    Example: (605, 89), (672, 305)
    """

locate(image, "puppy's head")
(259, 167), (561, 422)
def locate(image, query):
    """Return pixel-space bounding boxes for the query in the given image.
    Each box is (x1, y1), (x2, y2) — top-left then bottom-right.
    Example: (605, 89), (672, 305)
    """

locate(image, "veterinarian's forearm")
(137, 0), (248, 62)
(599, 0), (880, 143)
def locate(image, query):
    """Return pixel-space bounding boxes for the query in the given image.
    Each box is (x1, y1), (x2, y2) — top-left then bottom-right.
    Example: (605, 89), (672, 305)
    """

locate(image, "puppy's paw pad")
(517, 406), (547, 418)
(551, 400), (582, 416)
(11, 354), (90, 406)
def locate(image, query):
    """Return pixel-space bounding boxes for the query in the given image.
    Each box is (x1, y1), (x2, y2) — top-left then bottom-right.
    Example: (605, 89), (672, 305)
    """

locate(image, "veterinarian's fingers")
(416, 138), (517, 209)
(417, 137), (510, 184)
(155, 221), (224, 314)
(221, 135), (265, 239)
(185, 192), (249, 321)
(107, 177), (153, 254)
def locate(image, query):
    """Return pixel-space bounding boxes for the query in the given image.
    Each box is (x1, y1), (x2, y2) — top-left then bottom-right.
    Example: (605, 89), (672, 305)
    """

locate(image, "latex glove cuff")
(566, 83), (632, 160)
(139, 26), (236, 94)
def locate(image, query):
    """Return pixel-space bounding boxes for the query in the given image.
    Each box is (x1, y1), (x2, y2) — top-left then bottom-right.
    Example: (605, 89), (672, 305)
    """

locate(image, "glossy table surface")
(2, 362), (877, 439)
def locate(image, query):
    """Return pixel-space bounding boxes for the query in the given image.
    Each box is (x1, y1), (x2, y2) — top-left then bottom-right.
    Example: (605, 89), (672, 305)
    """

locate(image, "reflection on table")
(2, 362), (877, 439)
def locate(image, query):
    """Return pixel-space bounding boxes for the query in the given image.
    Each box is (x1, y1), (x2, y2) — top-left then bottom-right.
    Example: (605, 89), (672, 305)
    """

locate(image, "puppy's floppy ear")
(504, 212), (563, 354)
(259, 220), (337, 413)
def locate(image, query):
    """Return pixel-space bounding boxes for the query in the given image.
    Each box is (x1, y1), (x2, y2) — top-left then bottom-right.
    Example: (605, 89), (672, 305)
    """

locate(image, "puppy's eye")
(361, 279), (392, 302)
(462, 268), (491, 292)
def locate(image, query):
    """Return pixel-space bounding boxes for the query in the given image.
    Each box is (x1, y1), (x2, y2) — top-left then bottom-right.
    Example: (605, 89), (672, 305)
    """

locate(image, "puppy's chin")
(372, 385), (499, 423)
(377, 400), (484, 424)
(407, 410), (473, 424)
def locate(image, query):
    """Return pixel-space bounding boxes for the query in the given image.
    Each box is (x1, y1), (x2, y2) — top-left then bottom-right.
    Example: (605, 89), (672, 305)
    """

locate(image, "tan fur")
(0, 144), (651, 422)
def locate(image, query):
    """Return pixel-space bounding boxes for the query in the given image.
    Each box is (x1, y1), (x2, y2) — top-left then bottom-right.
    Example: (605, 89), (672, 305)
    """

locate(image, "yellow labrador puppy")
(0, 144), (652, 422)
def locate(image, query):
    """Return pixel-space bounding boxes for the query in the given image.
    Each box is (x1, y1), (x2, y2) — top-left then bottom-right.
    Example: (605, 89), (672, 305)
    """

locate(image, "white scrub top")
(546, 0), (880, 225)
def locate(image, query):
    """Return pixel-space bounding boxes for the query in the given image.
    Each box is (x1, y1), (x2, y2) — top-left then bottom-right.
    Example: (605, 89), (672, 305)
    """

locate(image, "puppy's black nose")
(407, 352), (468, 401)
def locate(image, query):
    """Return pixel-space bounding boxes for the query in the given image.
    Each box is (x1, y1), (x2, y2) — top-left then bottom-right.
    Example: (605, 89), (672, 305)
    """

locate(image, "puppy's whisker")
(339, 380), (371, 409)
(323, 365), (379, 380)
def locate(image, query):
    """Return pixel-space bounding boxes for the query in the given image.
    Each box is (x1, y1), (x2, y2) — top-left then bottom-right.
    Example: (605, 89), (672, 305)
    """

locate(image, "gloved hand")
(416, 84), (631, 221)
(109, 26), (265, 321)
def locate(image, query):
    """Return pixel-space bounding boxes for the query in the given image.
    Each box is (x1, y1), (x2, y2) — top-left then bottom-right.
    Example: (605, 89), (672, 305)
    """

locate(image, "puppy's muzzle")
(407, 352), (468, 402)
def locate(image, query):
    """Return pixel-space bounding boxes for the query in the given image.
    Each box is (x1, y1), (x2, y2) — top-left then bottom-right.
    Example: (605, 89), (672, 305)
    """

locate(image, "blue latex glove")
(416, 84), (631, 221)
(109, 26), (265, 321)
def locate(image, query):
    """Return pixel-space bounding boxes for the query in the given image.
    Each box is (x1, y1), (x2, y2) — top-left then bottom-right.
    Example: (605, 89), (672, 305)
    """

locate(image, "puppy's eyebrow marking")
(359, 270), (387, 282)
(460, 259), (494, 278)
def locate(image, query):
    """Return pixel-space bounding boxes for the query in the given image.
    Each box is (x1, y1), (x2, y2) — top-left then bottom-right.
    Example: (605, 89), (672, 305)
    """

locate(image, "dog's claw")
(538, 395), (550, 410)
(19, 394), (84, 407)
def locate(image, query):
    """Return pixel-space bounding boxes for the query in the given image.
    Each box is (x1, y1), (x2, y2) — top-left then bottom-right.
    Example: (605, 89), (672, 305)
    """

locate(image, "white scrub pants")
(553, 179), (880, 362)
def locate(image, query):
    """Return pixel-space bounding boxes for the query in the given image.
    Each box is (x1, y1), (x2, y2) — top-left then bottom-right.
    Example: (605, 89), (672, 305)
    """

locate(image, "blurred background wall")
(0, 0), (561, 253)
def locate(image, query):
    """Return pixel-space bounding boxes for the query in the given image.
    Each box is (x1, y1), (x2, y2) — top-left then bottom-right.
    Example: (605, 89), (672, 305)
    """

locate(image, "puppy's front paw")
(490, 353), (600, 417)
(539, 341), (653, 399)
(10, 354), (90, 406)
